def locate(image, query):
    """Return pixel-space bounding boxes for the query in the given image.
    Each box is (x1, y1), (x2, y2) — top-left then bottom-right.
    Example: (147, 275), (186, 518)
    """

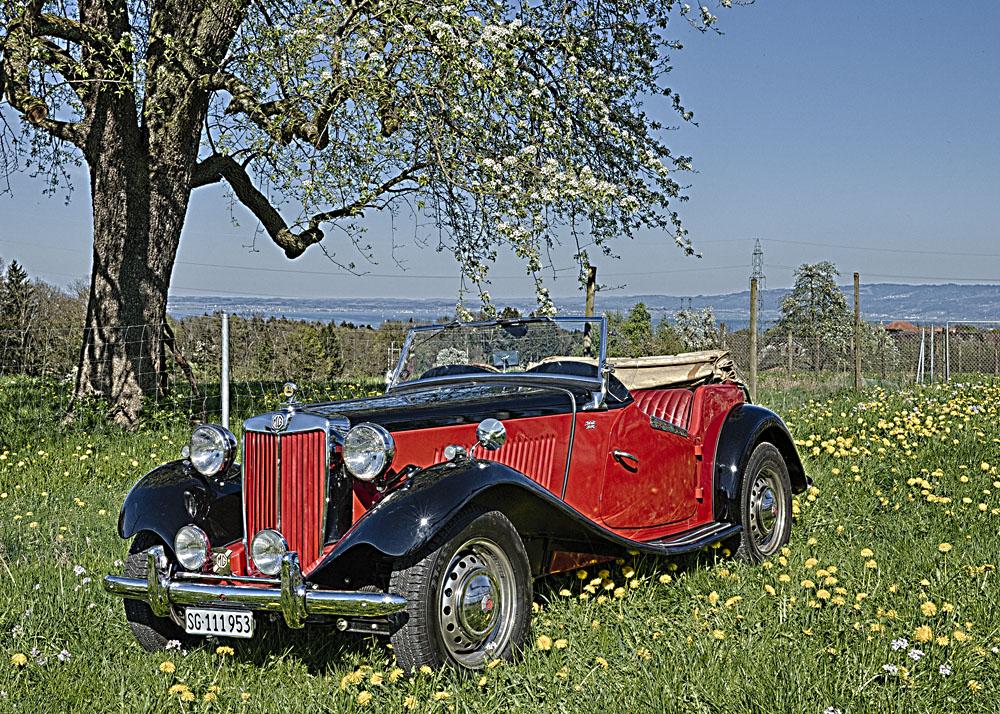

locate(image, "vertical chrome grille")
(243, 429), (327, 573)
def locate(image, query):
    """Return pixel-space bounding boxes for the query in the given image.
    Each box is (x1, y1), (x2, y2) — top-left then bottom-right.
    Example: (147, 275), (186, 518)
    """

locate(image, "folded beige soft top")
(538, 350), (740, 391)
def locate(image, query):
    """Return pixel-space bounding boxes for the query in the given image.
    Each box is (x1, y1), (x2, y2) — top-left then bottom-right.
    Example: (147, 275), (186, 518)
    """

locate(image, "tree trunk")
(72, 74), (203, 427)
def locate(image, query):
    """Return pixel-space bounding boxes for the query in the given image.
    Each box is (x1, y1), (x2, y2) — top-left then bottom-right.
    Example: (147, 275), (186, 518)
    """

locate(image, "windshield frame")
(386, 317), (608, 406)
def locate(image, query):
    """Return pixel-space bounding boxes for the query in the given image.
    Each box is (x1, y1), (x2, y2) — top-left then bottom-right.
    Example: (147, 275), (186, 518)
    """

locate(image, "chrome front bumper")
(103, 546), (406, 629)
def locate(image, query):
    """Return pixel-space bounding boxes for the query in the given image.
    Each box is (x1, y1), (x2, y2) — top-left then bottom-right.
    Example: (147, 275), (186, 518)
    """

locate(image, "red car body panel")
(349, 383), (744, 544)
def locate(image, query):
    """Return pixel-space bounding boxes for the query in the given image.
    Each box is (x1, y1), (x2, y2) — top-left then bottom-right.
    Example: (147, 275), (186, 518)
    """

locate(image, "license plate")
(184, 608), (254, 638)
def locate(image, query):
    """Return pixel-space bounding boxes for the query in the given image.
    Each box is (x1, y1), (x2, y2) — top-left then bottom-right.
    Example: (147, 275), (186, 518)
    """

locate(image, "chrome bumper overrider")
(102, 546), (406, 629)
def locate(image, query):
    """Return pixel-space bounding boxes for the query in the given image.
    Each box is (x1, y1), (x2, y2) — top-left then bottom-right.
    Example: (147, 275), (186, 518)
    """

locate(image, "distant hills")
(167, 283), (1000, 329)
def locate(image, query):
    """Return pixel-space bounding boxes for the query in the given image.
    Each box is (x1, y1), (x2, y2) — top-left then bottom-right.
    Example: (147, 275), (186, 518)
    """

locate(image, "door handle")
(613, 450), (639, 471)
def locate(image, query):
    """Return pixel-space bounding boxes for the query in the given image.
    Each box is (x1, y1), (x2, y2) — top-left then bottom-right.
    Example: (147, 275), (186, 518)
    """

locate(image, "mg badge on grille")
(270, 413), (287, 431)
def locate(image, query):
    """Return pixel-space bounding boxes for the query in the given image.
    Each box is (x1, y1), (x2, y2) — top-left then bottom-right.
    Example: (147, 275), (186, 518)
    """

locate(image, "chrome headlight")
(250, 529), (288, 576)
(187, 425), (238, 477)
(342, 423), (395, 481)
(174, 525), (210, 571)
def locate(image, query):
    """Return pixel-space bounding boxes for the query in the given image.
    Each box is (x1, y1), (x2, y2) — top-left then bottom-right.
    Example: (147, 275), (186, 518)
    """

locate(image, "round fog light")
(251, 529), (288, 576)
(174, 525), (210, 571)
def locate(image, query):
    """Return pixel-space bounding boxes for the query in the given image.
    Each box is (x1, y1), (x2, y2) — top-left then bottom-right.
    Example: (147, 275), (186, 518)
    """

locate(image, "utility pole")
(583, 266), (597, 357)
(585, 266), (597, 317)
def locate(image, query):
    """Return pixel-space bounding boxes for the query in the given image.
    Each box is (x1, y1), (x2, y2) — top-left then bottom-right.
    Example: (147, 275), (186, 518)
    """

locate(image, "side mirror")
(476, 418), (507, 451)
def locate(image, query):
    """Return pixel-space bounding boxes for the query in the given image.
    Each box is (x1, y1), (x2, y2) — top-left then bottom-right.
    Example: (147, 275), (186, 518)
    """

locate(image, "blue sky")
(1, 0), (998, 306)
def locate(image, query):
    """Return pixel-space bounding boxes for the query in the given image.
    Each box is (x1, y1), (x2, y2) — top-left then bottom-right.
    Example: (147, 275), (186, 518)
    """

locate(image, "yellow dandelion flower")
(559, 588), (572, 597)
(939, 542), (952, 553)
(486, 659), (502, 669)
(536, 635), (553, 651)
(707, 591), (719, 605)
(613, 587), (626, 598)
(942, 602), (954, 613)
(404, 695), (418, 710)
(576, 570), (588, 580)
(913, 625), (934, 643)
(724, 596), (742, 608)
(936, 636), (950, 646)
(11, 653), (27, 667)
(805, 558), (819, 568)
(356, 691), (372, 705)
(477, 675), (488, 688)
(712, 629), (726, 640)
(595, 656), (609, 669)
(968, 680), (982, 692)
(953, 630), (968, 642)
(779, 574), (791, 583)
(215, 645), (234, 657)
(419, 665), (432, 675)
(389, 667), (404, 682)
(816, 589), (831, 600)
(554, 638), (569, 649)
(765, 584), (777, 596)
(180, 691), (195, 702)
(241, 693), (250, 701)
(865, 559), (878, 569)
(801, 579), (815, 589)
(433, 691), (450, 701)
(159, 661), (175, 673)
(203, 693), (217, 702)
(921, 601), (938, 617)
(622, 566), (635, 578)
(370, 673), (383, 686)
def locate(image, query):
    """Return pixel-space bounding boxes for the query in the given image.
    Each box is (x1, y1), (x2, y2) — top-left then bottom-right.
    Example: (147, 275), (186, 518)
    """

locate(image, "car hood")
(300, 382), (581, 433)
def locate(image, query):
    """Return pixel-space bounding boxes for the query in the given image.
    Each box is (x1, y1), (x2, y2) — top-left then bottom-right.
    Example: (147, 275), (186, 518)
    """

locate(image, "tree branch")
(192, 153), (427, 258)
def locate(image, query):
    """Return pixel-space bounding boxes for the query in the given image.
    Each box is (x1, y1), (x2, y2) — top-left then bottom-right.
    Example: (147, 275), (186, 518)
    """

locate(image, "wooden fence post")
(787, 330), (793, 383)
(749, 278), (758, 403)
(854, 272), (862, 391)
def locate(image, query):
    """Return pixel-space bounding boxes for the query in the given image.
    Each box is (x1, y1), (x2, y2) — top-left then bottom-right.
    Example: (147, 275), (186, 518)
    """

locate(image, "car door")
(599, 405), (697, 529)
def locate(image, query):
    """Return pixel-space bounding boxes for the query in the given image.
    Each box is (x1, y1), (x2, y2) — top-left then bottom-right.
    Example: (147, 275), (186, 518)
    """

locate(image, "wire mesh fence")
(1, 315), (998, 440)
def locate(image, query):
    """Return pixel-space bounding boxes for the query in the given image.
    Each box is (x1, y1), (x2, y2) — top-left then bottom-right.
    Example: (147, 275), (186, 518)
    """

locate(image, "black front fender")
(712, 404), (808, 523)
(311, 460), (670, 582)
(118, 460), (244, 553)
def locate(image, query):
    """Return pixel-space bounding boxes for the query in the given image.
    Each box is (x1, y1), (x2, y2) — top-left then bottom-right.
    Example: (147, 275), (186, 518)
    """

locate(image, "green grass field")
(1, 379), (999, 712)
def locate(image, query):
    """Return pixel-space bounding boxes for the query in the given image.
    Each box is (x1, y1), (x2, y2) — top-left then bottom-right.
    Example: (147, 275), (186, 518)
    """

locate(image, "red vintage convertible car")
(104, 317), (806, 672)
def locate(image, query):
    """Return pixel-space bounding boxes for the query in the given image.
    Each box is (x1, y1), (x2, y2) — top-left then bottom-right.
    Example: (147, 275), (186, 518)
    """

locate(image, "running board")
(641, 521), (741, 554)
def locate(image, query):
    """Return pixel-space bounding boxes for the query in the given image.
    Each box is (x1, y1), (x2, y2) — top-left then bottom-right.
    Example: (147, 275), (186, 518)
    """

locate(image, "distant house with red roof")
(884, 321), (918, 333)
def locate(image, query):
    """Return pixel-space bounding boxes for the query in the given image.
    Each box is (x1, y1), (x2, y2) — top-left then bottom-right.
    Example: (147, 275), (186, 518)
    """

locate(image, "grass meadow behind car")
(1, 377), (999, 712)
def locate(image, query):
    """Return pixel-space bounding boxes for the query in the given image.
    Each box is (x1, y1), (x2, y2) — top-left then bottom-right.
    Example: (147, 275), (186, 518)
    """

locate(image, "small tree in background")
(777, 261), (851, 372)
(673, 305), (719, 351)
(0, 260), (37, 372)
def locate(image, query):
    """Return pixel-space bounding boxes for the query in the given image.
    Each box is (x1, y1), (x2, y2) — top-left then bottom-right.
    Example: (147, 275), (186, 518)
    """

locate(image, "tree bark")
(65, 0), (244, 427)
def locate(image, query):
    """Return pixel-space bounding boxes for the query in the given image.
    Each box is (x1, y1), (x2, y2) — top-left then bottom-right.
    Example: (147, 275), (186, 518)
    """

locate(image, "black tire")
(123, 532), (192, 651)
(388, 507), (532, 673)
(734, 442), (793, 563)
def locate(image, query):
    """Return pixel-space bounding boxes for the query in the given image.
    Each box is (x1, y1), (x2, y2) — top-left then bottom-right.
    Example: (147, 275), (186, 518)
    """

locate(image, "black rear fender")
(712, 404), (808, 523)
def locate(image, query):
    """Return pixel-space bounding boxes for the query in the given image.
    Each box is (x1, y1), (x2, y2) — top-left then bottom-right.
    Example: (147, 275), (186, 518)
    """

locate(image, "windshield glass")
(390, 318), (605, 387)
